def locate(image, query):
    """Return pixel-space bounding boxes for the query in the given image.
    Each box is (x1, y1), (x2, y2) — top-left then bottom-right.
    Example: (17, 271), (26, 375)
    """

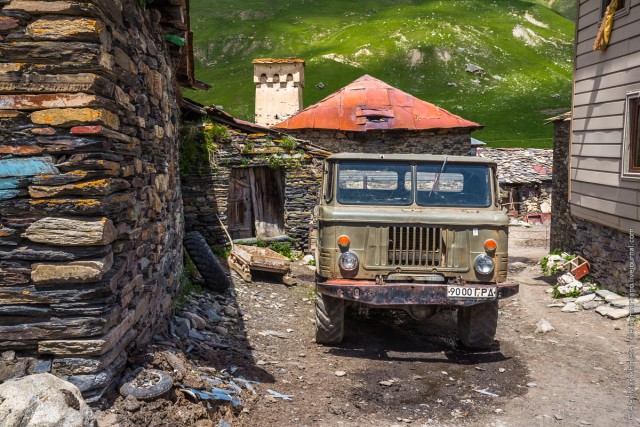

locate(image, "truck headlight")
(339, 252), (359, 271)
(474, 254), (495, 275)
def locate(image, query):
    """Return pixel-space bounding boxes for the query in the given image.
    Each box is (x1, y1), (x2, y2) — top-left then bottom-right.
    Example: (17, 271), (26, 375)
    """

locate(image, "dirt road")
(228, 224), (638, 426)
(98, 225), (638, 426)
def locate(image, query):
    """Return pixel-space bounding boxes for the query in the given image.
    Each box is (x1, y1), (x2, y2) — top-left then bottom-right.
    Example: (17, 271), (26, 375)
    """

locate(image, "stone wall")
(574, 217), (639, 295)
(550, 118), (575, 252)
(0, 0), (183, 404)
(502, 182), (552, 217)
(282, 128), (472, 156)
(181, 129), (326, 252)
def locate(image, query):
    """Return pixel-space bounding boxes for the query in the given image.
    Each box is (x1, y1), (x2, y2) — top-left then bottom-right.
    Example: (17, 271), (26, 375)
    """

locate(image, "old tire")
(457, 301), (499, 349)
(120, 369), (173, 400)
(316, 293), (344, 344)
(315, 292), (345, 345)
(183, 231), (230, 292)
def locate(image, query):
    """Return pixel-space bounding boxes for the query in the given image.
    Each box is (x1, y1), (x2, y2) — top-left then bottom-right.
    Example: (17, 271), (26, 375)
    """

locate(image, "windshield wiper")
(428, 156), (447, 198)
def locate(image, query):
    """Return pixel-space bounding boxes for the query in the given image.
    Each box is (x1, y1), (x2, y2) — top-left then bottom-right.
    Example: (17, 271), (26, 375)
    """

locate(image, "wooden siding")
(571, 0), (640, 231)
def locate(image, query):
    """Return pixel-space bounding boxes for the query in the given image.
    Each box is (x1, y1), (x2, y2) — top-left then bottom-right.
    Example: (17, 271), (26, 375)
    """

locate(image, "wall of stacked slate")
(507, 182), (552, 216)
(550, 119), (575, 252)
(0, 0), (183, 403)
(181, 130), (326, 252)
(282, 129), (472, 156)
(573, 218), (639, 295)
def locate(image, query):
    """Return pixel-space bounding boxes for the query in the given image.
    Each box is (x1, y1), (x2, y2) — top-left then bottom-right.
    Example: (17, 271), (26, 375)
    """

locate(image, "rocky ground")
(95, 224), (639, 426)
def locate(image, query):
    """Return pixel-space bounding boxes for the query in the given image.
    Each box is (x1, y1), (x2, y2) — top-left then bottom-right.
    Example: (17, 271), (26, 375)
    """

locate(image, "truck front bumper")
(317, 279), (519, 307)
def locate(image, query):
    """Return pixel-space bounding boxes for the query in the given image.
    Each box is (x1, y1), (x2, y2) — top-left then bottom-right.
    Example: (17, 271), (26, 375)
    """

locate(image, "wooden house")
(567, 0), (640, 293)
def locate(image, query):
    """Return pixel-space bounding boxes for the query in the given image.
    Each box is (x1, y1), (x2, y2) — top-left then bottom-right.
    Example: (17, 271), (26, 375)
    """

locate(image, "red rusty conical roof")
(275, 74), (482, 132)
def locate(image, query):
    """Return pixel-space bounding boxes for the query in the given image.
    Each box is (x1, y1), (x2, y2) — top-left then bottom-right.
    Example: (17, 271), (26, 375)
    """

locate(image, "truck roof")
(326, 153), (496, 165)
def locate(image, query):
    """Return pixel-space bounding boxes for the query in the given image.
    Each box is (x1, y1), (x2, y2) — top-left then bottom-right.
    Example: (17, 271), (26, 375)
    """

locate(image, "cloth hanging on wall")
(594, 0), (618, 51)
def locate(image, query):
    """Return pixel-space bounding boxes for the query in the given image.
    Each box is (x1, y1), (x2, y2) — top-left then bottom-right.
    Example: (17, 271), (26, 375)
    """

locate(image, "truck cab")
(314, 153), (518, 348)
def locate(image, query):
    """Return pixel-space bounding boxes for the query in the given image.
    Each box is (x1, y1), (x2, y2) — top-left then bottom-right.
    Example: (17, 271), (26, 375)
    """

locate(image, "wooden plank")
(575, 50), (640, 82)
(570, 203), (640, 234)
(576, 33), (640, 69)
(571, 142), (622, 157)
(227, 168), (253, 240)
(0, 157), (58, 178)
(576, 16), (640, 52)
(577, 6), (600, 28)
(572, 115), (624, 131)
(571, 180), (637, 204)
(571, 168), (621, 186)
(572, 101), (626, 120)
(570, 204), (621, 229)
(572, 129), (624, 145)
(571, 156), (621, 173)
(572, 193), (638, 220)
(575, 66), (640, 95)
(573, 83), (640, 107)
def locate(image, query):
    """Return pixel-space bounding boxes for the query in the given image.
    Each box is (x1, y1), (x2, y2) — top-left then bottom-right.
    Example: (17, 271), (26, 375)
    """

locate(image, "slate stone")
(561, 302), (580, 313)
(31, 252), (113, 284)
(0, 244), (112, 261)
(595, 305), (630, 320)
(595, 290), (623, 303)
(575, 294), (596, 305)
(582, 301), (600, 310)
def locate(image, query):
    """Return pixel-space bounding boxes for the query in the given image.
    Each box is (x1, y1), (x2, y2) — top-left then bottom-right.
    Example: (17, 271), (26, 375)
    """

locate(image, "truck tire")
(457, 301), (498, 349)
(315, 292), (345, 345)
(120, 369), (173, 400)
(183, 231), (230, 292)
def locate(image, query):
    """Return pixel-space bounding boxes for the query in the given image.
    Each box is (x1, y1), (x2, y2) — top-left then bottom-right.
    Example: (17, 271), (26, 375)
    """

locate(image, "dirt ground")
(97, 224), (639, 426)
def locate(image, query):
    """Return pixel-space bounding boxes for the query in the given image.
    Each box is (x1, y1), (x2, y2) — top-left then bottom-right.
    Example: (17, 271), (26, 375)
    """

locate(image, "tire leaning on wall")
(183, 231), (230, 292)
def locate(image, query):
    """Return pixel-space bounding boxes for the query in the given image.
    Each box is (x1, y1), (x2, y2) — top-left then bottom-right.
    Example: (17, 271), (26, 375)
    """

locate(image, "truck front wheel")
(315, 292), (345, 345)
(457, 301), (498, 349)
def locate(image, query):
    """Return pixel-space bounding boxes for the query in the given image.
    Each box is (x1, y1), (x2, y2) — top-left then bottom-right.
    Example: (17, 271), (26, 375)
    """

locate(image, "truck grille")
(388, 226), (445, 267)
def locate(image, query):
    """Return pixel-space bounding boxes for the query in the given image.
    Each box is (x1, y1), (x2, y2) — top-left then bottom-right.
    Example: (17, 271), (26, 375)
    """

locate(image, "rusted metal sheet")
(0, 157), (58, 178)
(317, 280), (519, 306)
(275, 74), (483, 132)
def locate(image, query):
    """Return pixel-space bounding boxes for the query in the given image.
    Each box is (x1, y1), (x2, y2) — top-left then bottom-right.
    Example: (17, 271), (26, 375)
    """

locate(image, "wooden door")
(227, 168), (253, 239)
(249, 167), (286, 239)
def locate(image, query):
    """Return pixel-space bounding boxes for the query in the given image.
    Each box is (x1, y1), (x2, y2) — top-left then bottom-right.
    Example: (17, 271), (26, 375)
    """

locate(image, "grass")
(184, 0), (575, 148)
(173, 253), (203, 311)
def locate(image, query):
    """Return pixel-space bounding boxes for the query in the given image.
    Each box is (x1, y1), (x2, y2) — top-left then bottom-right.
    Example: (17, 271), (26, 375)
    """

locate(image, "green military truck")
(314, 153), (518, 349)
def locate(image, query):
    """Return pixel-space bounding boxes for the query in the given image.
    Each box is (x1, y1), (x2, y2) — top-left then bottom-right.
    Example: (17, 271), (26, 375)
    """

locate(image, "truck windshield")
(336, 161), (492, 207)
(415, 163), (491, 207)
(337, 162), (412, 205)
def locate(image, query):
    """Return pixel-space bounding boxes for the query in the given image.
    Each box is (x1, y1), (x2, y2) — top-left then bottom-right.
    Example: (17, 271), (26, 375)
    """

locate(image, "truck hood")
(319, 206), (509, 226)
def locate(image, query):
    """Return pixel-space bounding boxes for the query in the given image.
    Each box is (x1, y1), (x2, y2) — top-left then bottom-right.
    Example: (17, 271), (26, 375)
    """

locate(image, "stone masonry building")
(180, 100), (329, 252)
(0, 0), (197, 403)
(253, 58), (305, 128)
(274, 74), (483, 156)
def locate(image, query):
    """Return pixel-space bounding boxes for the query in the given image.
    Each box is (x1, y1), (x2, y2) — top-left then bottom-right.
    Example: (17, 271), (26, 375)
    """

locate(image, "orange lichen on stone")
(0, 145), (43, 155)
(28, 198), (100, 207)
(30, 108), (119, 129)
(26, 17), (104, 39)
(74, 179), (109, 189)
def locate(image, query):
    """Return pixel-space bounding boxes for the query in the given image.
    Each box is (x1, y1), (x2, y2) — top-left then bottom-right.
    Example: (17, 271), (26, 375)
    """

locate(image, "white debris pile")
(540, 252), (574, 276)
(555, 272), (583, 297)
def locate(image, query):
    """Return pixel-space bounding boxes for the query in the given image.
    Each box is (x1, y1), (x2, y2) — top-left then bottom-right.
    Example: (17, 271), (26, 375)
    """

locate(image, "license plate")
(447, 286), (496, 299)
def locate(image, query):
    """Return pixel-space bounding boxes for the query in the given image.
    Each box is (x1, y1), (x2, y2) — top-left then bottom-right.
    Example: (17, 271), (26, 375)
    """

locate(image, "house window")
(601, 0), (627, 17)
(622, 92), (640, 179)
(629, 98), (640, 171)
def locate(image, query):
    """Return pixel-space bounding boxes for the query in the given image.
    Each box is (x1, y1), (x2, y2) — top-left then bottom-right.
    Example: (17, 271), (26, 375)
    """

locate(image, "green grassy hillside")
(528, 0), (577, 19)
(184, 0), (575, 148)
